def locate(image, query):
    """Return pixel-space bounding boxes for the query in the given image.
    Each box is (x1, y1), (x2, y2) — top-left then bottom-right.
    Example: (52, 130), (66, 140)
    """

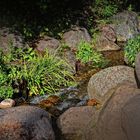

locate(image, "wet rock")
(58, 86), (79, 99)
(0, 99), (15, 109)
(0, 106), (55, 140)
(87, 66), (137, 104)
(94, 35), (120, 51)
(76, 95), (89, 107)
(102, 50), (124, 66)
(135, 52), (140, 88)
(111, 11), (140, 42)
(121, 94), (140, 140)
(57, 106), (99, 140)
(38, 95), (61, 109)
(93, 84), (140, 140)
(62, 26), (91, 50)
(29, 94), (49, 104)
(76, 100), (87, 107)
(0, 27), (25, 53)
(56, 98), (80, 112)
(87, 99), (100, 107)
(35, 35), (60, 54)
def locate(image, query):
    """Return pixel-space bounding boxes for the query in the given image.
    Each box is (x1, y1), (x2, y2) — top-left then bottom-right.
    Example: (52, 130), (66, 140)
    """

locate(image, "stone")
(0, 99), (15, 109)
(121, 94), (140, 140)
(62, 26), (91, 50)
(57, 106), (99, 140)
(38, 95), (61, 108)
(100, 25), (116, 42)
(87, 66), (137, 104)
(61, 49), (76, 70)
(111, 11), (140, 42)
(138, 18), (140, 31)
(135, 52), (140, 88)
(0, 106), (55, 140)
(94, 35), (120, 51)
(56, 98), (81, 112)
(93, 84), (140, 140)
(0, 27), (25, 53)
(35, 35), (60, 54)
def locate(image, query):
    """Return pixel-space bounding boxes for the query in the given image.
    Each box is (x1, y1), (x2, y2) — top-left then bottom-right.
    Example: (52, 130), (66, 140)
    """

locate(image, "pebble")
(0, 99), (15, 109)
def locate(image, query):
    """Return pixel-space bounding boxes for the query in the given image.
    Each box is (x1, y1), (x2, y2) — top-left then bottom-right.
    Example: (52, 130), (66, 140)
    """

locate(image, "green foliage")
(76, 41), (107, 68)
(0, 44), (75, 99)
(127, 4), (134, 11)
(93, 0), (119, 18)
(124, 35), (140, 67)
(0, 69), (13, 99)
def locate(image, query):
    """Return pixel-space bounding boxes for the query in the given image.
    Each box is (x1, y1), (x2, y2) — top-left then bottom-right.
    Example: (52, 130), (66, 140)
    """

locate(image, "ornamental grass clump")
(0, 44), (75, 99)
(76, 41), (108, 68)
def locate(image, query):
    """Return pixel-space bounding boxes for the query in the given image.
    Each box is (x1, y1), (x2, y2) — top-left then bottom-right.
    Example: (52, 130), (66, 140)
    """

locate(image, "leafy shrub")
(0, 69), (13, 99)
(124, 35), (140, 67)
(76, 41), (107, 68)
(0, 45), (75, 99)
(93, 0), (119, 18)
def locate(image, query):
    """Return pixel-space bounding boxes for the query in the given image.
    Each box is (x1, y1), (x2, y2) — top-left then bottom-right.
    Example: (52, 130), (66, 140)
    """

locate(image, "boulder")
(93, 84), (140, 140)
(135, 52), (140, 88)
(35, 35), (60, 54)
(100, 25), (116, 42)
(94, 35), (120, 51)
(121, 94), (140, 140)
(0, 106), (55, 140)
(62, 26), (91, 50)
(0, 99), (15, 109)
(0, 27), (25, 53)
(61, 49), (76, 70)
(57, 106), (99, 140)
(138, 18), (140, 31)
(111, 11), (140, 42)
(87, 66), (137, 104)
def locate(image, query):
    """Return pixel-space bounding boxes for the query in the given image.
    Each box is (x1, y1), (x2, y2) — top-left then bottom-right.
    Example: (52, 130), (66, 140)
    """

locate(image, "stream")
(16, 49), (125, 119)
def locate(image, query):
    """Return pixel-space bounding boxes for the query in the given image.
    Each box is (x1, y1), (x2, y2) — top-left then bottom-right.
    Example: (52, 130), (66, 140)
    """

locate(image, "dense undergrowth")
(0, 0), (137, 41)
(0, 44), (75, 99)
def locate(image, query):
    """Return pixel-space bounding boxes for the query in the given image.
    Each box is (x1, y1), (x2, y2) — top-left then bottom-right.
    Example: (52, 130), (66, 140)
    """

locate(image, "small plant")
(0, 69), (13, 99)
(127, 4), (134, 11)
(76, 41), (107, 68)
(0, 44), (75, 99)
(94, 0), (119, 18)
(124, 35), (140, 67)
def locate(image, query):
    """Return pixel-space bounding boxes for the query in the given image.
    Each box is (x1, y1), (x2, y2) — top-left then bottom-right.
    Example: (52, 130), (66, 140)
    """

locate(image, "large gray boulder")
(121, 94), (140, 140)
(94, 34), (120, 51)
(0, 27), (25, 53)
(93, 84), (140, 140)
(87, 66), (137, 104)
(35, 35), (60, 54)
(135, 52), (140, 87)
(62, 26), (91, 50)
(57, 106), (99, 140)
(111, 11), (140, 42)
(0, 106), (55, 140)
(100, 25), (117, 42)
(93, 25), (120, 51)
